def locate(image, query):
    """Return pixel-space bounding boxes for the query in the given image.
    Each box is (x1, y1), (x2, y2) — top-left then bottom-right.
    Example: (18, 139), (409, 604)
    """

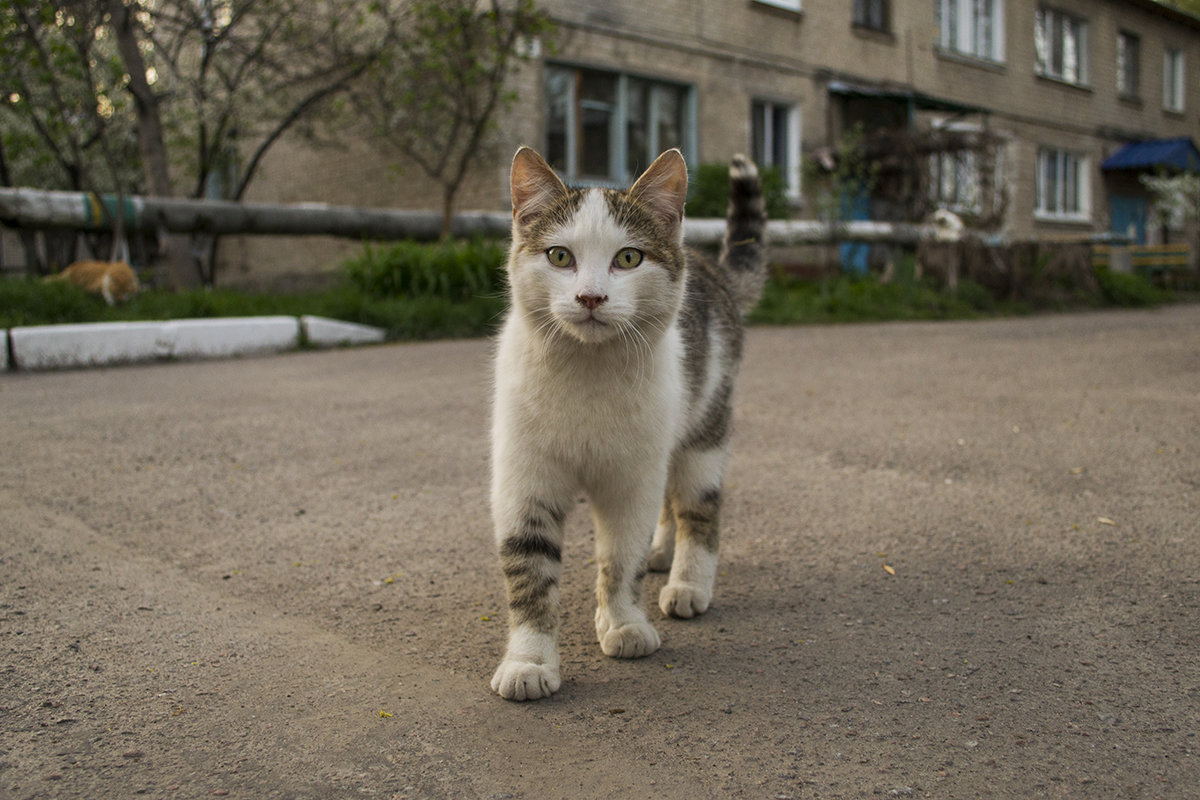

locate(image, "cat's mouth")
(561, 310), (616, 343)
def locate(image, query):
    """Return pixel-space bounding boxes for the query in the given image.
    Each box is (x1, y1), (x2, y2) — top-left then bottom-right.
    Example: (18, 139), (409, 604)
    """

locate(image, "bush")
(749, 272), (1016, 325)
(685, 162), (791, 220)
(1095, 267), (1166, 308)
(342, 238), (507, 301)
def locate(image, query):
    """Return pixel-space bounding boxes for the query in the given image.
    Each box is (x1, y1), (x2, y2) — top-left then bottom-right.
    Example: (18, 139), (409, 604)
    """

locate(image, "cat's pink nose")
(576, 292), (608, 310)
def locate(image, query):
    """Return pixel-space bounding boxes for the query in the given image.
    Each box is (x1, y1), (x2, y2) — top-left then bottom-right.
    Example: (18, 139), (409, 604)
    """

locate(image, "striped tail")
(720, 155), (768, 314)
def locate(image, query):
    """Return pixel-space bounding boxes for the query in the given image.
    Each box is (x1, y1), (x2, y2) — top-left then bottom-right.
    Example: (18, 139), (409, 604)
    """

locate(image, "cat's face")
(507, 148), (688, 346)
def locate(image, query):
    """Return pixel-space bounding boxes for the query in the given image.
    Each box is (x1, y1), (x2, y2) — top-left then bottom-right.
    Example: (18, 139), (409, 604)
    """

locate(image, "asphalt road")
(3, 305), (1198, 799)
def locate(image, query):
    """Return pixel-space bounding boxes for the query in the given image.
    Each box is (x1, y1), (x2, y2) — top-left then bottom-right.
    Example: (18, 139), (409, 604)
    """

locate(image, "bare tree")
(133, 0), (381, 285)
(351, 0), (554, 239)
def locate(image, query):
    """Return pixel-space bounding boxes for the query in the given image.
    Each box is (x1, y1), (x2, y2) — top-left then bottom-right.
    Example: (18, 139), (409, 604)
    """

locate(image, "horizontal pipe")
(1, 187), (942, 244)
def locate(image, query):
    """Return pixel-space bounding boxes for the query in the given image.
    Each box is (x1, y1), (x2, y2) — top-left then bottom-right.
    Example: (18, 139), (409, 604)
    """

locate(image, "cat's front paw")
(659, 582), (712, 619)
(597, 620), (661, 659)
(491, 659), (561, 701)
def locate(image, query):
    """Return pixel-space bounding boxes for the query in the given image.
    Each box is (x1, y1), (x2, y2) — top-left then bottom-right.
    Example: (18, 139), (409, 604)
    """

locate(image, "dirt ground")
(2, 305), (1198, 799)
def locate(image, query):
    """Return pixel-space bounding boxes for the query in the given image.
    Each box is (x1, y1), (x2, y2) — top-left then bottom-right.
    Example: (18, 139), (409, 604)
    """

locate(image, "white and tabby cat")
(490, 147), (766, 700)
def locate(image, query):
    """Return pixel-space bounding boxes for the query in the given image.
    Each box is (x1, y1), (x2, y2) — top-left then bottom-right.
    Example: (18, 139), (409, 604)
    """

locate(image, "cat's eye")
(613, 248), (643, 270)
(545, 246), (574, 268)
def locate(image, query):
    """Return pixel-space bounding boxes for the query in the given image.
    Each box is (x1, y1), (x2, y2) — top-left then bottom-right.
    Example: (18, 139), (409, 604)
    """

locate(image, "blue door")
(838, 186), (871, 275)
(1109, 195), (1147, 244)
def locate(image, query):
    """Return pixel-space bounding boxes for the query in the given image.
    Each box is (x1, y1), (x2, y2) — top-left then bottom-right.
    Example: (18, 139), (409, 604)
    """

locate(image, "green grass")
(749, 273), (1021, 325)
(0, 278), (507, 341)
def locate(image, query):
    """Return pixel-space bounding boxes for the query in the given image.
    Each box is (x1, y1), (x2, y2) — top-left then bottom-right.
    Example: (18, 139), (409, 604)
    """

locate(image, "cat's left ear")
(629, 149), (689, 231)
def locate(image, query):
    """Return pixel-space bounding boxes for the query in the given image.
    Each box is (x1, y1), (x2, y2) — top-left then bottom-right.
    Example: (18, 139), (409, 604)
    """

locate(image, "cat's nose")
(575, 292), (608, 310)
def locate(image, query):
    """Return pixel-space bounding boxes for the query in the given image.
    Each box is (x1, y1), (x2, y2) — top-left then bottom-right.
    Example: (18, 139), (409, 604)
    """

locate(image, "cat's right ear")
(510, 147), (567, 227)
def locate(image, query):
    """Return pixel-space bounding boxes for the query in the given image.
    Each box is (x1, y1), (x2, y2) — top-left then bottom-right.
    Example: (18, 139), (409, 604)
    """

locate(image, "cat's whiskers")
(613, 319), (648, 386)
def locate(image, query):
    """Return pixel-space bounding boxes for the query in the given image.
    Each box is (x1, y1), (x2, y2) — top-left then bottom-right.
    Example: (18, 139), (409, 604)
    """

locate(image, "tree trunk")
(440, 187), (457, 241)
(107, 0), (198, 289)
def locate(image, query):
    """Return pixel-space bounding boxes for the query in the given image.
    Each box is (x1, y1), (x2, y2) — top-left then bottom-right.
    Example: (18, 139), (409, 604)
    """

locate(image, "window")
(936, 0), (1005, 63)
(755, 0), (801, 11)
(545, 65), (694, 184)
(1035, 7), (1088, 85)
(751, 100), (801, 199)
(929, 150), (980, 213)
(1164, 48), (1186, 112)
(1116, 31), (1140, 98)
(853, 0), (888, 32)
(1035, 148), (1089, 220)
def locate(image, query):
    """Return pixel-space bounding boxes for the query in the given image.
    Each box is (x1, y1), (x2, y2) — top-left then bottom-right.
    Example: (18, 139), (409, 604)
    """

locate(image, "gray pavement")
(2, 305), (1198, 799)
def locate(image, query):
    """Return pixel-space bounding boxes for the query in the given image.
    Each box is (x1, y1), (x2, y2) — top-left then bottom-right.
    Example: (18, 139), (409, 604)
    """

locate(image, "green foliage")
(685, 163), (791, 219)
(0, 0), (141, 192)
(749, 272), (1004, 325)
(1095, 268), (1168, 308)
(0, 277), (105, 327)
(352, 0), (556, 235)
(341, 238), (507, 301)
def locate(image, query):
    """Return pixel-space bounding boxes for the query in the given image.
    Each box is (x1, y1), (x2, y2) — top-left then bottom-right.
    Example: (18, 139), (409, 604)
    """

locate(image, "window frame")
(751, 99), (802, 201)
(1035, 147), (1090, 222)
(544, 63), (697, 186)
(853, 0), (889, 33)
(754, 0), (802, 12)
(1164, 48), (1186, 113)
(1035, 6), (1090, 87)
(1116, 30), (1140, 99)
(936, 0), (1006, 63)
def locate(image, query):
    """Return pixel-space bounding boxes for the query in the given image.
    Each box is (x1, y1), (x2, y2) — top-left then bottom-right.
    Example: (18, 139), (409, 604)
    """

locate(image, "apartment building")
(229, 0), (1200, 284)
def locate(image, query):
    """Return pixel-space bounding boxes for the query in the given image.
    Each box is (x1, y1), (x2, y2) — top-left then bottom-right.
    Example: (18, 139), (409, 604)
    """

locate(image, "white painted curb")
(301, 315), (386, 347)
(166, 316), (300, 359)
(10, 321), (170, 370)
(1, 330), (8, 371)
(4, 315), (385, 372)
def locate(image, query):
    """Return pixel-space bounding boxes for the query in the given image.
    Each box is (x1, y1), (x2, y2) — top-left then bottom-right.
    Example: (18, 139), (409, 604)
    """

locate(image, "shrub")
(342, 238), (507, 301)
(1095, 267), (1166, 308)
(685, 162), (791, 220)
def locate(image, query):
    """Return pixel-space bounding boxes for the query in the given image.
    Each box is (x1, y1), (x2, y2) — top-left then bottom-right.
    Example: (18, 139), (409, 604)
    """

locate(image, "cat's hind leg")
(659, 445), (729, 619)
(491, 496), (570, 701)
(590, 479), (663, 659)
(646, 494), (676, 572)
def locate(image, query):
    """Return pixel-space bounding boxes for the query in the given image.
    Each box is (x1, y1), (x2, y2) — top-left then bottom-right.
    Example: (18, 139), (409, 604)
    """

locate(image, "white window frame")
(1164, 48), (1186, 113)
(1035, 147), (1090, 222)
(755, 0), (801, 12)
(1035, 7), (1089, 86)
(751, 100), (802, 201)
(936, 0), (1006, 63)
(544, 64), (697, 186)
(929, 150), (981, 214)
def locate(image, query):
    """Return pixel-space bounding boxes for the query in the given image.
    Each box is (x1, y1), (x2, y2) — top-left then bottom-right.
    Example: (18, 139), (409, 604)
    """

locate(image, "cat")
(490, 146), (766, 700)
(47, 260), (140, 305)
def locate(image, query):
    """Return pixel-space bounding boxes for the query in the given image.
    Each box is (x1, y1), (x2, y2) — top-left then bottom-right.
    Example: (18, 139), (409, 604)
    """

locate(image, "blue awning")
(1101, 137), (1200, 172)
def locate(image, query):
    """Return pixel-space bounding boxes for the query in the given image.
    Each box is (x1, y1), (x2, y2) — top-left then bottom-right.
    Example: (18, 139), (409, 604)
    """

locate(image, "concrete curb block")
(300, 315), (387, 347)
(1, 329), (8, 372)
(5, 316), (385, 372)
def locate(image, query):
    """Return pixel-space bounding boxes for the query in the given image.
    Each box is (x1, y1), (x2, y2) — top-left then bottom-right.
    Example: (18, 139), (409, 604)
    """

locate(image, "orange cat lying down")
(48, 261), (140, 305)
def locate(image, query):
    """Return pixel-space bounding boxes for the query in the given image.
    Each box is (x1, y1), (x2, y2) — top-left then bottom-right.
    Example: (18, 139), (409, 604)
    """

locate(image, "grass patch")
(0, 279), (507, 341)
(749, 272), (1022, 325)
